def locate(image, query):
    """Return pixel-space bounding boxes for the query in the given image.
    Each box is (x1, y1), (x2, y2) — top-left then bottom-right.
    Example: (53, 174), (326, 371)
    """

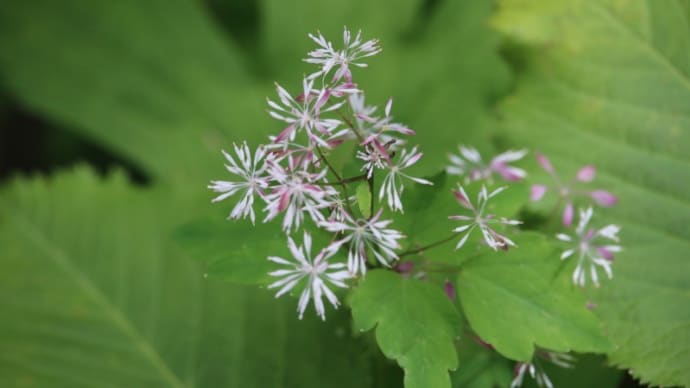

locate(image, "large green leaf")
(350, 270), (462, 388)
(457, 233), (612, 361)
(0, 0), (269, 185)
(492, 1), (690, 385)
(174, 219), (285, 286)
(0, 0), (511, 184)
(0, 167), (396, 387)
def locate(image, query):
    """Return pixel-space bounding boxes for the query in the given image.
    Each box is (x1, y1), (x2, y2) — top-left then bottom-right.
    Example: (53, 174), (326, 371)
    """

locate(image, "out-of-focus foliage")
(493, 1), (690, 386)
(0, 0), (688, 387)
(0, 167), (397, 387)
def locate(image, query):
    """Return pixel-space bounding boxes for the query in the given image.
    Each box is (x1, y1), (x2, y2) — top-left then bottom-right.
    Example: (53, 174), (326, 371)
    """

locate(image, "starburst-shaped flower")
(531, 153), (617, 226)
(305, 27), (381, 82)
(379, 146), (433, 212)
(447, 145), (527, 183)
(449, 185), (522, 250)
(267, 232), (351, 320)
(556, 207), (621, 287)
(267, 79), (345, 148)
(319, 209), (404, 275)
(208, 142), (270, 224)
(511, 351), (574, 388)
(263, 157), (337, 233)
(356, 143), (389, 179)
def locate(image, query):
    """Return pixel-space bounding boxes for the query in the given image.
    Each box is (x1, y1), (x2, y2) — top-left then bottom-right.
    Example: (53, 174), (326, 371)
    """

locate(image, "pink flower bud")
(590, 190), (617, 207)
(396, 261), (415, 274)
(444, 280), (456, 300)
(530, 184), (547, 201)
(536, 153), (554, 174)
(563, 202), (574, 226)
(576, 165), (596, 182)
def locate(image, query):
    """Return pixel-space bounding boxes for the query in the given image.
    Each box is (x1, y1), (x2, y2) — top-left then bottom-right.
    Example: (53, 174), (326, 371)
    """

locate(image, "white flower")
(449, 185), (522, 250)
(356, 143), (389, 179)
(447, 145), (527, 183)
(359, 98), (414, 148)
(379, 146), (433, 212)
(349, 92), (377, 132)
(305, 27), (381, 82)
(208, 142), (269, 224)
(267, 78), (344, 148)
(511, 351), (574, 388)
(263, 157), (337, 233)
(326, 194), (356, 222)
(556, 207), (621, 287)
(319, 209), (404, 276)
(267, 232), (351, 320)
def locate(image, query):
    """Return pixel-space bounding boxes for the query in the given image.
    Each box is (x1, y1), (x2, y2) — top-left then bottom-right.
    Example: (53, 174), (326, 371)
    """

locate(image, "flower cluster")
(531, 153), (616, 226)
(208, 29), (623, 335)
(446, 148), (623, 288)
(206, 26), (627, 388)
(529, 153), (622, 287)
(209, 27), (430, 320)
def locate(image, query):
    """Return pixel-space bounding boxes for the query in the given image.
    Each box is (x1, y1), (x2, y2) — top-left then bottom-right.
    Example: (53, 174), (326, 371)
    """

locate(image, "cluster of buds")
(210, 27), (431, 320)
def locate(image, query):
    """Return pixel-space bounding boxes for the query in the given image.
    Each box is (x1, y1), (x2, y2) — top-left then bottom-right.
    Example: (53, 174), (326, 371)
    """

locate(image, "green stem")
(368, 173), (375, 219)
(398, 233), (458, 258)
(315, 145), (354, 215)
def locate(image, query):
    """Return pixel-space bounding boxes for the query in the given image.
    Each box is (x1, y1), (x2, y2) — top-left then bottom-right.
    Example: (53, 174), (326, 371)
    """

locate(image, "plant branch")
(337, 109), (365, 143)
(315, 145), (354, 215)
(398, 233), (458, 258)
(368, 174), (375, 218)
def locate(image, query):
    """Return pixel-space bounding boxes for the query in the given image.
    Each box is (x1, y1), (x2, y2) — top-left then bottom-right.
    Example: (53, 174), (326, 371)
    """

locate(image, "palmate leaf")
(492, 0), (690, 385)
(457, 233), (611, 361)
(0, 167), (396, 388)
(350, 270), (463, 388)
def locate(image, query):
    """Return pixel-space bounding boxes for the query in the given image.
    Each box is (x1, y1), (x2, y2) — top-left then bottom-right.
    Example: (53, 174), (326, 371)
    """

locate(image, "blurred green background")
(1, 0), (689, 387)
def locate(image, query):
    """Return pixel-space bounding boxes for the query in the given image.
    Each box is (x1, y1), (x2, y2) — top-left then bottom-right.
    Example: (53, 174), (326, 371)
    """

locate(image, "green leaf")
(0, 0), (268, 185)
(450, 339), (513, 388)
(350, 270), (462, 388)
(457, 232), (611, 361)
(0, 0), (511, 184)
(492, 1), (690, 385)
(0, 167), (394, 387)
(356, 182), (373, 219)
(174, 219), (284, 286)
